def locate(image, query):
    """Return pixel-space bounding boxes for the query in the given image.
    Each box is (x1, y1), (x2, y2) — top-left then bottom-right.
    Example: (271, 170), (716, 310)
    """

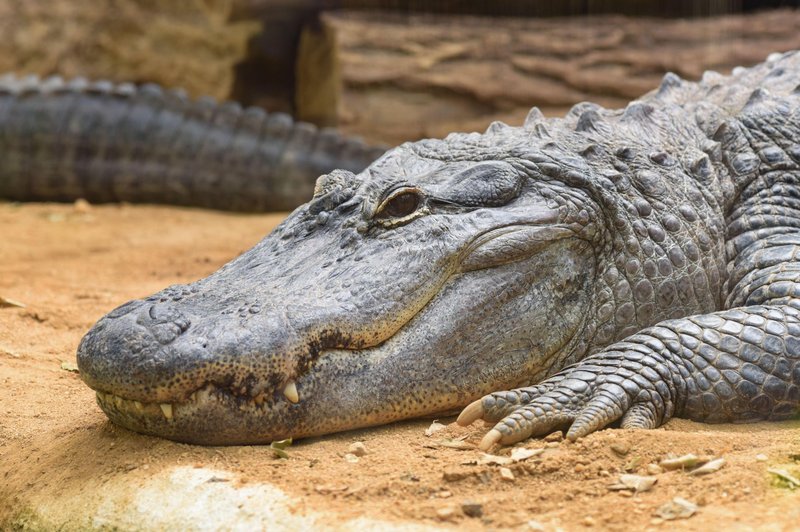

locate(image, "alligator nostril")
(137, 303), (192, 344)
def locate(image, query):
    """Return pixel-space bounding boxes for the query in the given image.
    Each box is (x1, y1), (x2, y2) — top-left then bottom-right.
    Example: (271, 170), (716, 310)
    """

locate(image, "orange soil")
(0, 202), (799, 530)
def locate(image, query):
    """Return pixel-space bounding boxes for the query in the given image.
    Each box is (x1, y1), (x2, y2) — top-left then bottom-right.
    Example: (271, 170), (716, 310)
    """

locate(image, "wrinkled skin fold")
(78, 51), (800, 446)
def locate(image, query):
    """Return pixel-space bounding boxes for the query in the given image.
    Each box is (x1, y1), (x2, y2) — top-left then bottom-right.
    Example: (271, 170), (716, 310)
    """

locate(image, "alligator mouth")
(95, 374), (305, 421)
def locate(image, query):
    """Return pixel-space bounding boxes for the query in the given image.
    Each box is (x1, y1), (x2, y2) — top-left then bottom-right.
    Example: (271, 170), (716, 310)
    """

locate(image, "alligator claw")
(478, 428), (503, 451)
(456, 398), (485, 426)
(459, 354), (672, 449)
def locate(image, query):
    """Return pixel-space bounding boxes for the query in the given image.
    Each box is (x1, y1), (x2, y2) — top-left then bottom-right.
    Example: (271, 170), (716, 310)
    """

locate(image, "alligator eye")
(375, 188), (423, 219)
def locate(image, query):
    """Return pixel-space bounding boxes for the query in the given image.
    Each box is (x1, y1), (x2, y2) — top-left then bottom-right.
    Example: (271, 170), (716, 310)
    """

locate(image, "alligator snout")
(77, 288), (308, 407)
(78, 299), (198, 401)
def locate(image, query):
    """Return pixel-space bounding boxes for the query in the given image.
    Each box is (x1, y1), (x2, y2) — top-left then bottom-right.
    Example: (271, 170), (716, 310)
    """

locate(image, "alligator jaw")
(94, 383), (300, 445)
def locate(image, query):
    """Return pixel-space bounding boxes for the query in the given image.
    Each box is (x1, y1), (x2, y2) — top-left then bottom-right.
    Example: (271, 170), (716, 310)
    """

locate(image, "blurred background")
(4, 0), (800, 146)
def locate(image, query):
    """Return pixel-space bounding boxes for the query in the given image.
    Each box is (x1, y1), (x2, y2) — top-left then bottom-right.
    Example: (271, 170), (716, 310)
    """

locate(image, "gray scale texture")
(0, 74), (386, 212)
(73, 51), (800, 445)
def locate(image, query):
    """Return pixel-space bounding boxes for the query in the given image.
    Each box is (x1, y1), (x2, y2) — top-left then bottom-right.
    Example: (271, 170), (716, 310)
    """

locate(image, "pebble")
(608, 474), (658, 493)
(436, 490), (453, 498)
(756, 454), (768, 462)
(443, 469), (471, 482)
(344, 453), (359, 464)
(499, 467), (515, 481)
(544, 432), (563, 442)
(527, 520), (546, 531)
(461, 501), (483, 518)
(74, 198), (92, 213)
(436, 506), (457, 521)
(348, 441), (368, 457)
(611, 443), (631, 456)
(656, 497), (697, 520)
(646, 464), (663, 475)
(582, 516), (596, 527)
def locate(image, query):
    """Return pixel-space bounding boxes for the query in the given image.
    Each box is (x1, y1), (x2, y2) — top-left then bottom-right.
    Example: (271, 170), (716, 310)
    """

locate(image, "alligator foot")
(458, 353), (671, 450)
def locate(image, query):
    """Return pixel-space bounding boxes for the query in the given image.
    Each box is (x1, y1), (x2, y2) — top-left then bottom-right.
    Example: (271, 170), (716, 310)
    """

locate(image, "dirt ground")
(1, 201), (799, 531)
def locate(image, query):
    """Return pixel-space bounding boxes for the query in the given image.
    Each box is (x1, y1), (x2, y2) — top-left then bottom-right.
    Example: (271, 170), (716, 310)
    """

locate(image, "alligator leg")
(460, 303), (800, 449)
(460, 228), (800, 450)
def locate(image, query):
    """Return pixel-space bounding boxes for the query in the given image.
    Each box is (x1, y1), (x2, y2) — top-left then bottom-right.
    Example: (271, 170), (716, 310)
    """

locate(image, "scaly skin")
(76, 51), (800, 446)
(0, 74), (385, 211)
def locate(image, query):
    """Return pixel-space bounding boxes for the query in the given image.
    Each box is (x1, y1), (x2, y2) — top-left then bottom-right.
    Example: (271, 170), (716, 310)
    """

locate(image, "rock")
(436, 506), (457, 521)
(583, 516), (597, 527)
(610, 443), (630, 456)
(299, 9), (800, 145)
(656, 497), (698, 520)
(756, 454), (768, 462)
(0, 0), (259, 100)
(347, 441), (367, 457)
(608, 474), (658, 493)
(461, 501), (483, 518)
(442, 469), (471, 482)
(527, 520), (546, 531)
(73, 198), (92, 214)
(646, 464), (663, 475)
(543, 432), (563, 443)
(343, 453), (359, 464)
(499, 467), (515, 481)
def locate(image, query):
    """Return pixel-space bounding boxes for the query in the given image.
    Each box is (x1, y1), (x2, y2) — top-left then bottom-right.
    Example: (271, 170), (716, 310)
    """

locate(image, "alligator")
(0, 74), (385, 212)
(75, 51), (800, 448)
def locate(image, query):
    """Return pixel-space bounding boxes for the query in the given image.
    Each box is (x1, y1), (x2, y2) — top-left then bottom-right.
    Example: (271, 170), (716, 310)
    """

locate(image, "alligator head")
(76, 115), (638, 445)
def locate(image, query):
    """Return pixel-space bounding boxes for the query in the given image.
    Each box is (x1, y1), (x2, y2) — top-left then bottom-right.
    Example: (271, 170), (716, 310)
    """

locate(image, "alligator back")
(0, 75), (386, 212)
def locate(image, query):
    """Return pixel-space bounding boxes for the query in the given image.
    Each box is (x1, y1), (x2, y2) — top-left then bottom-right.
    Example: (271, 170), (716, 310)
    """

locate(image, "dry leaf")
(510, 447), (544, 462)
(425, 420), (447, 437)
(0, 296), (25, 309)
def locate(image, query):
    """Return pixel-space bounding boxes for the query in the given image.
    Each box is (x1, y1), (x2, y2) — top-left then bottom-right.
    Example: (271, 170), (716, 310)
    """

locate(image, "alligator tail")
(0, 74), (386, 212)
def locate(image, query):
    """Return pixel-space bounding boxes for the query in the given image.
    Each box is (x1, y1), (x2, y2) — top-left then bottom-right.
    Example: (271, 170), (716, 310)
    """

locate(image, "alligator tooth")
(159, 403), (173, 420)
(283, 381), (299, 403)
(133, 401), (143, 411)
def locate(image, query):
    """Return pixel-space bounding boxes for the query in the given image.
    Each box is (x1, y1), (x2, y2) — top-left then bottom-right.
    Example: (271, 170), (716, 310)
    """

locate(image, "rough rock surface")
(300, 9), (800, 144)
(0, 0), (258, 100)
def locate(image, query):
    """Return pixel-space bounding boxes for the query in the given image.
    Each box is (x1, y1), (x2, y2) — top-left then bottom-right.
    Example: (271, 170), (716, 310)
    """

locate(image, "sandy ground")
(0, 201), (799, 531)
